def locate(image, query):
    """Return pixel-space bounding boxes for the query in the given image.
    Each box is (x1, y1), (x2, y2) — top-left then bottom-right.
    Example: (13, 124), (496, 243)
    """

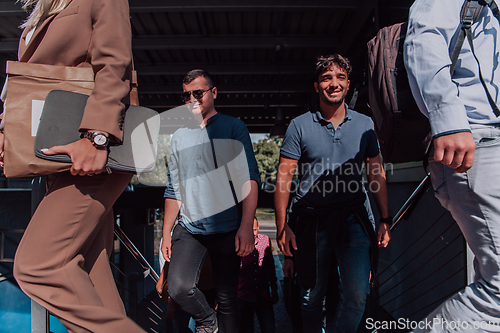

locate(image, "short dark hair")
(182, 69), (215, 87)
(314, 54), (352, 82)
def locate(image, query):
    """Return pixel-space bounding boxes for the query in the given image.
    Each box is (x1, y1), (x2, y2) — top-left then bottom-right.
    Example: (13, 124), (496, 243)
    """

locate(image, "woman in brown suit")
(0, 0), (145, 331)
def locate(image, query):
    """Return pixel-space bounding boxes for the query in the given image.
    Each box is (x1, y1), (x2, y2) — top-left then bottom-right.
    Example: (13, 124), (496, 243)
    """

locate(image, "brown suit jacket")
(18, 0), (132, 142)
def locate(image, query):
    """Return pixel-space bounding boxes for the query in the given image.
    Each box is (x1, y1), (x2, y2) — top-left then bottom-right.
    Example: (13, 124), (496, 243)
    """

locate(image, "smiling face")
(314, 64), (350, 107)
(182, 76), (217, 119)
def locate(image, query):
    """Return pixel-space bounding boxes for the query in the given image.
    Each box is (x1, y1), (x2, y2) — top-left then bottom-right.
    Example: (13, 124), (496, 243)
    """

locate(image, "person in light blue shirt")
(405, 0), (500, 331)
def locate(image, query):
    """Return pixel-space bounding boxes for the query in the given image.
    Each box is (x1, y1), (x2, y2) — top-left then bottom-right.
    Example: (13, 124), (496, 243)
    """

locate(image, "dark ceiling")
(0, 0), (415, 134)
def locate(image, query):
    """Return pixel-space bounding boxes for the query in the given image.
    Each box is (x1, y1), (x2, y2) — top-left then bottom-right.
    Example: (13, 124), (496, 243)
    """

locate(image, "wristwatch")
(81, 131), (109, 149)
(379, 216), (393, 225)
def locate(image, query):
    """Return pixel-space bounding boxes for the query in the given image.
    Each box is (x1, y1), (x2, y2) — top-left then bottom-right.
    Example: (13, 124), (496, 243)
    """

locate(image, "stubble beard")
(320, 89), (347, 106)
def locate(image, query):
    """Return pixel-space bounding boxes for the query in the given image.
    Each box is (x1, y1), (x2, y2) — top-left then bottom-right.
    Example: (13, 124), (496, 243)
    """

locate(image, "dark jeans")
(168, 224), (241, 333)
(173, 289), (216, 333)
(299, 215), (371, 333)
(238, 298), (275, 333)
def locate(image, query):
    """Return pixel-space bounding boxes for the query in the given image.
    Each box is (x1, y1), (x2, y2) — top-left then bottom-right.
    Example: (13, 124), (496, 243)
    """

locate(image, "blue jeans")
(299, 215), (371, 333)
(414, 125), (500, 332)
(238, 298), (275, 333)
(167, 225), (241, 333)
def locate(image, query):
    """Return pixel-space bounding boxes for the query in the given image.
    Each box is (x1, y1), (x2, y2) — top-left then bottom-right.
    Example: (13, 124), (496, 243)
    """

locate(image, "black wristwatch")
(81, 131), (109, 149)
(379, 216), (393, 225)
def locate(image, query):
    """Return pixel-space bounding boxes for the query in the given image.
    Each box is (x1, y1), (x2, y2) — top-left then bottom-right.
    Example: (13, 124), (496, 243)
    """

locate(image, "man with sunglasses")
(161, 69), (260, 333)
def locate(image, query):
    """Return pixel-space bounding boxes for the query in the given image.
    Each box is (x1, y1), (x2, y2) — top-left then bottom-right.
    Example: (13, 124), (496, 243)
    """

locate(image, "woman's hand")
(41, 137), (108, 176)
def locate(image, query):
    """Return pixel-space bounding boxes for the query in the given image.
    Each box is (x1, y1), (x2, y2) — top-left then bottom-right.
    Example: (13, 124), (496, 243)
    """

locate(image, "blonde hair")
(19, 0), (71, 30)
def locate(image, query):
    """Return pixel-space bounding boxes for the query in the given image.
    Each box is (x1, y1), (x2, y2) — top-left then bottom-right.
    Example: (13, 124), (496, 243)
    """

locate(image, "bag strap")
(465, 23), (500, 116)
(209, 140), (239, 207)
(348, 81), (360, 110)
(19, 5), (139, 108)
(449, 0), (484, 73)
(130, 53), (140, 106)
(20, 15), (57, 62)
(450, 0), (500, 117)
(480, 0), (500, 21)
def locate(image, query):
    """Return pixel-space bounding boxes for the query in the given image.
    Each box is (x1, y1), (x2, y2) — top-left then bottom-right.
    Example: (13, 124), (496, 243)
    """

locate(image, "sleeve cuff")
(433, 129), (471, 138)
(250, 176), (261, 188)
(163, 186), (177, 200)
(428, 104), (470, 137)
(280, 150), (301, 161)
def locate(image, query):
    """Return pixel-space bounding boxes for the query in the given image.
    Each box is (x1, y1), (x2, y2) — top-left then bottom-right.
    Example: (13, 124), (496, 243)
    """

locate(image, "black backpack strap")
(450, 0), (500, 117)
(348, 85), (359, 110)
(480, 0), (500, 21)
(450, 0), (483, 74)
(209, 139), (239, 206)
(465, 26), (500, 116)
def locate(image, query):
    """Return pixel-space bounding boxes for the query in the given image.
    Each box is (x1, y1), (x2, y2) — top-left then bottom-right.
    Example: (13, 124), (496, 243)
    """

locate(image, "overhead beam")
(132, 36), (338, 50)
(158, 106), (302, 116)
(0, 35), (337, 54)
(0, 1), (410, 16)
(0, 2), (24, 16)
(135, 63), (313, 76)
(222, 108), (303, 118)
(143, 102), (307, 109)
(138, 83), (313, 94)
(339, 0), (377, 54)
(0, 38), (20, 53)
(141, 98), (308, 109)
(246, 125), (274, 134)
(128, 0), (363, 12)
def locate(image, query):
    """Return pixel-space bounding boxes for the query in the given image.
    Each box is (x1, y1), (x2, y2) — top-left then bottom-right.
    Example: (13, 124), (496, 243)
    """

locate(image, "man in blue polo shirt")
(275, 54), (391, 333)
(161, 69), (260, 333)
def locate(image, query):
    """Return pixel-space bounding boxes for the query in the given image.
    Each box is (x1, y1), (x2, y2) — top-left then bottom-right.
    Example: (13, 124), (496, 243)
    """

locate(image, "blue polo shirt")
(164, 112), (260, 235)
(281, 107), (380, 209)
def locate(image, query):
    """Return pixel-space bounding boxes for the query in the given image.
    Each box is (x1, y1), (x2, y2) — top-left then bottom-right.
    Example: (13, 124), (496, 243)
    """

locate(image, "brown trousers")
(13, 171), (145, 333)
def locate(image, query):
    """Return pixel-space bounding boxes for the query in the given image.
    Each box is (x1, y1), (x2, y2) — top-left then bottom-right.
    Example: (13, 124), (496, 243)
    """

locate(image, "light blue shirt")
(404, 0), (500, 137)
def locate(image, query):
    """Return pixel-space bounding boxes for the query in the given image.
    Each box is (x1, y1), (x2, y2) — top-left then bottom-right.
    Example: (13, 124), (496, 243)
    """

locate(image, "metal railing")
(373, 174), (468, 324)
(390, 173), (431, 231)
(0, 229), (24, 263)
(109, 261), (170, 333)
(112, 222), (171, 332)
(114, 222), (159, 283)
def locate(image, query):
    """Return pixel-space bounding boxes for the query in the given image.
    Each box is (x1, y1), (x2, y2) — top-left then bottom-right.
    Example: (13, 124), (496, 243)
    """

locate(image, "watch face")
(94, 133), (107, 146)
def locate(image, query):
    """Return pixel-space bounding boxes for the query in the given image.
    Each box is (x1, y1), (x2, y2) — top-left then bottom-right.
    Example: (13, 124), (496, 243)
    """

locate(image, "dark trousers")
(168, 224), (241, 333)
(239, 298), (275, 333)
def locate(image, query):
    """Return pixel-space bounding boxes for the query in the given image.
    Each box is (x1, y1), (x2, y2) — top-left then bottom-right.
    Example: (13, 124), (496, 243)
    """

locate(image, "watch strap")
(80, 131), (109, 148)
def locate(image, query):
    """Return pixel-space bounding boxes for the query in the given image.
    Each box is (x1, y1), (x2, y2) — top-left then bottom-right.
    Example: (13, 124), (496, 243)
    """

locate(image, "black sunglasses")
(181, 87), (214, 103)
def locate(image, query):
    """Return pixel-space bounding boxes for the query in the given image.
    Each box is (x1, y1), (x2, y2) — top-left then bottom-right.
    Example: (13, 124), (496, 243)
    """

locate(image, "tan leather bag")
(3, 61), (95, 178)
(2, 60), (140, 178)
